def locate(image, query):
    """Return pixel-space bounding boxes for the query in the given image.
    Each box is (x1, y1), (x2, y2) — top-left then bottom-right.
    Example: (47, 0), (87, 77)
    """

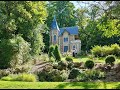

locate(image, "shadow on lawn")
(55, 82), (100, 89)
(114, 84), (120, 89)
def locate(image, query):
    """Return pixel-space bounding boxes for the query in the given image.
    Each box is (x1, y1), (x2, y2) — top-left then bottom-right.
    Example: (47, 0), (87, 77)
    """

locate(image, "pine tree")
(54, 44), (61, 62)
(48, 45), (55, 58)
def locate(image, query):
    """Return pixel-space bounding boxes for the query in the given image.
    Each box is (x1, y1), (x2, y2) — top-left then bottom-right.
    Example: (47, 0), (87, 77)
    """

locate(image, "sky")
(71, 1), (107, 10)
(70, 1), (96, 9)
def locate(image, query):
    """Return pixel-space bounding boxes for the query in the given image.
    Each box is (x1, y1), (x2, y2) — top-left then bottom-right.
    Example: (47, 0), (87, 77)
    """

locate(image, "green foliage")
(1, 73), (37, 82)
(54, 44), (61, 61)
(48, 45), (55, 58)
(13, 65), (31, 74)
(58, 61), (68, 70)
(1, 76), (13, 81)
(0, 69), (11, 79)
(91, 44), (120, 57)
(105, 55), (116, 65)
(111, 44), (120, 56)
(85, 70), (105, 80)
(77, 69), (105, 81)
(30, 29), (44, 56)
(67, 62), (74, 70)
(77, 2), (120, 52)
(15, 73), (37, 82)
(0, 1), (47, 57)
(0, 36), (30, 69)
(65, 56), (73, 62)
(91, 45), (102, 57)
(102, 46), (113, 57)
(39, 54), (49, 62)
(97, 16), (120, 38)
(42, 31), (50, 53)
(76, 72), (88, 81)
(68, 68), (82, 79)
(85, 60), (94, 69)
(48, 69), (68, 82)
(46, 1), (76, 28)
(52, 62), (58, 69)
(37, 69), (68, 82)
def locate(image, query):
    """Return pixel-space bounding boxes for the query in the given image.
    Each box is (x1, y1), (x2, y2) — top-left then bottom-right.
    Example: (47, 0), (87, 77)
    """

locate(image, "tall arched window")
(54, 35), (56, 42)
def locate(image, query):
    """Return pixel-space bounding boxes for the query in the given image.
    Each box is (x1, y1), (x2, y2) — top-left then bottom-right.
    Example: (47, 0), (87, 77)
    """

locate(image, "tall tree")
(55, 1), (76, 27)
(45, 1), (76, 28)
(76, 3), (120, 52)
(0, 1), (47, 55)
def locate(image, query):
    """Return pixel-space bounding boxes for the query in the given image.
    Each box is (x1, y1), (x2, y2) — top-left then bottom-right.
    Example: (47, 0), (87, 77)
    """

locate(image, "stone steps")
(30, 61), (51, 73)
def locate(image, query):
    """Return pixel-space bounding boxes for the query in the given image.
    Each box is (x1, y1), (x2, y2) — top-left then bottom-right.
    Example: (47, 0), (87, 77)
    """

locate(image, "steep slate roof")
(51, 15), (59, 31)
(59, 26), (79, 36)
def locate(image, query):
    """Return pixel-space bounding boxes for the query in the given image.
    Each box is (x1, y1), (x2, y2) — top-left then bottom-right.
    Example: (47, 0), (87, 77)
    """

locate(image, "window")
(54, 35), (56, 42)
(64, 37), (68, 42)
(73, 45), (75, 49)
(64, 46), (68, 52)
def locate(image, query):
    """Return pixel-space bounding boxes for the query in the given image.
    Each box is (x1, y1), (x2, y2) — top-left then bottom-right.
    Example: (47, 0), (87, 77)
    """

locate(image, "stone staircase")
(30, 61), (52, 73)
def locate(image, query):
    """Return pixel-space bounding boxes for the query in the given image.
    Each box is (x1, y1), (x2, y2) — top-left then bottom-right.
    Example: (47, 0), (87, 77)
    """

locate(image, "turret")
(50, 15), (60, 45)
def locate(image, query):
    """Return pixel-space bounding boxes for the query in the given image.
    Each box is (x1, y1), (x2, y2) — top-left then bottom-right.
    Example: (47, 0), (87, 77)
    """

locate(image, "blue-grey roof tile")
(51, 16), (59, 31)
(59, 26), (79, 36)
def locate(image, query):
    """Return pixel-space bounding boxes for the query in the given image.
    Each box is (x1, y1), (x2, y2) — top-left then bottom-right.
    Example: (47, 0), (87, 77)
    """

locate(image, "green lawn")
(62, 55), (120, 63)
(0, 81), (120, 89)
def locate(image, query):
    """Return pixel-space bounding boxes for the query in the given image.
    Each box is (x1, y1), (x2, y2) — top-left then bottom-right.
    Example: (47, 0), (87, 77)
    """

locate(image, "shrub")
(85, 69), (105, 80)
(91, 44), (120, 57)
(76, 72), (88, 81)
(88, 54), (95, 60)
(37, 69), (68, 82)
(52, 62), (58, 69)
(0, 36), (30, 69)
(1, 73), (37, 82)
(13, 65), (30, 74)
(48, 69), (68, 82)
(68, 68), (82, 79)
(39, 54), (49, 62)
(15, 73), (37, 82)
(105, 55), (116, 66)
(58, 61), (68, 70)
(67, 62), (74, 70)
(1, 76), (13, 81)
(65, 56), (73, 62)
(111, 44), (120, 56)
(85, 60), (94, 69)
(102, 46), (113, 57)
(91, 45), (102, 57)
(37, 69), (49, 81)
(48, 45), (54, 58)
(49, 57), (55, 62)
(77, 69), (105, 81)
(54, 44), (61, 62)
(0, 69), (11, 79)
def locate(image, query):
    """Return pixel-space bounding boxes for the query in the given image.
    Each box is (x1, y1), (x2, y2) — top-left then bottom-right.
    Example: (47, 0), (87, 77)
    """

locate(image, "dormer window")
(64, 37), (68, 42)
(54, 35), (56, 42)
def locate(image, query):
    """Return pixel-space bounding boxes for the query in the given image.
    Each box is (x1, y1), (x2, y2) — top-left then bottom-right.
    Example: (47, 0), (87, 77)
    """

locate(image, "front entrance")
(64, 46), (68, 52)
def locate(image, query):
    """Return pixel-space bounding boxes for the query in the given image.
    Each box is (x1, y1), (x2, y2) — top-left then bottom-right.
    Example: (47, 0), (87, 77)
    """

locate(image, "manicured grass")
(0, 81), (120, 89)
(62, 55), (120, 63)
